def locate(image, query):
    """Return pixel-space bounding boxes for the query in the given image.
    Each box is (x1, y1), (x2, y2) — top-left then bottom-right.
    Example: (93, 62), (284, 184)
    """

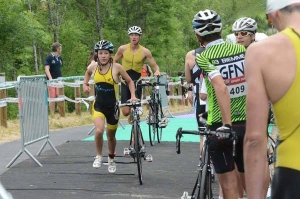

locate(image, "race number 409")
(228, 84), (246, 98)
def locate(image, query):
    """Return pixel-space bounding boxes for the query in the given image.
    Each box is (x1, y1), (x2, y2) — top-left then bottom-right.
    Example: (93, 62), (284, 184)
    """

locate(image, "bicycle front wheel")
(157, 101), (163, 143)
(200, 149), (212, 199)
(134, 122), (143, 185)
(157, 127), (162, 143)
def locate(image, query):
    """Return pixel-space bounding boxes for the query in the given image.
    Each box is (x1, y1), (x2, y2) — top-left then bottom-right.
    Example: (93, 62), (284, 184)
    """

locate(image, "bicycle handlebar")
(175, 127), (237, 156)
(119, 100), (142, 108)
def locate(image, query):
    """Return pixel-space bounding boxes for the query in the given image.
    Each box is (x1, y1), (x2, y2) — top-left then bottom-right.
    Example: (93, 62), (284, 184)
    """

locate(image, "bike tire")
(268, 135), (276, 182)
(157, 127), (162, 143)
(175, 129), (181, 154)
(199, 163), (207, 199)
(148, 106), (156, 146)
(149, 123), (156, 146)
(206, 167), (213, 199)
(157, 101), (163, 143)
(193, 169), (202, 199)
(134, 122), (143, 185)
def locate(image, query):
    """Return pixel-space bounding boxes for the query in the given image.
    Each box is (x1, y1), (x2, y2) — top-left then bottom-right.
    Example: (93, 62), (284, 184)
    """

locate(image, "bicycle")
(176, 126), (237, 199)
(138, 77), (168, 146)
(120, 100), (152, 185)
(266, 132), (276, 198)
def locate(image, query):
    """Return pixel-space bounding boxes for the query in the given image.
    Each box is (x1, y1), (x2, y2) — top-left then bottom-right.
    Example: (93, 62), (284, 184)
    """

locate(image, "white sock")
(219, 196), (223, 199)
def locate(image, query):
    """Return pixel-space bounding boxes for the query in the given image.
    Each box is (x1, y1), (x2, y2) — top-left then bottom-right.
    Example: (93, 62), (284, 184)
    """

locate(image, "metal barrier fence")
(0, 182), (13, 199)
(0, 74), (190, 128)
(6, 75), (59, 168)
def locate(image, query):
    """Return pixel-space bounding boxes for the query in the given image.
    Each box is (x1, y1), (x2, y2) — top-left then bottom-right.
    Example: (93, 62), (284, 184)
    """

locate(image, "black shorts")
(120, 83), (142, 103)
(93, 102), (119, 127)
(195, 97), (206, 128)
(271, 167), (300, 199)
(188, 85), (193, 91)
(208, 121), (245, 174)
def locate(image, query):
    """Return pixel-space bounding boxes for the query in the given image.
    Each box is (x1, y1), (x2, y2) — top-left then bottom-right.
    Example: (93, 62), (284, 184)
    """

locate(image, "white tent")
(225, 32), (269, 44)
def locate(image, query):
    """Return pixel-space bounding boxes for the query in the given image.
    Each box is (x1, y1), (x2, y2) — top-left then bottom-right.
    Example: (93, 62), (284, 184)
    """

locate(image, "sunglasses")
(234, 31), (251, 37)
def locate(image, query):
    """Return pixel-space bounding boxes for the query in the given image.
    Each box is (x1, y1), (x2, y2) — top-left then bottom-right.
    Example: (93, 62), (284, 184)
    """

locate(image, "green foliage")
(0, 0), (272, 115)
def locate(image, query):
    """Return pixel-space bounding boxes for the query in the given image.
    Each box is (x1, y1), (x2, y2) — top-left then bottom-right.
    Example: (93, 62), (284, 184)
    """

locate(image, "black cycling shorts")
(120, 83), (142, 103)
(271, 167), (300, 199)
(93, 102), (119, 129)
(208, 121), (246, 174)
(195, 97), (206, 128)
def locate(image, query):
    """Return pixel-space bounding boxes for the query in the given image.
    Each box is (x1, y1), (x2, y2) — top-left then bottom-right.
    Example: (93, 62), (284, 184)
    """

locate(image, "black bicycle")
(120, 100), (152, 185)
(176, 127), (237, 199)
(267, 132), (276, 198)
(138, 77), (167, 146)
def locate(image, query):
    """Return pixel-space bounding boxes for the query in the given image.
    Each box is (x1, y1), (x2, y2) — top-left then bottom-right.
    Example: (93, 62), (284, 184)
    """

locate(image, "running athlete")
(244, 1), (300, 198)
(194, 9), (247, 199)
(184, 47), (206, 163)
(83, 40), (137, 173)
(114, 26), (165, 123)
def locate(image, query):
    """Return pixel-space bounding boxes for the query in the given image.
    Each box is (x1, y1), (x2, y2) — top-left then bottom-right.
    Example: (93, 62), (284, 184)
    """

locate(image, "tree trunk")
(27, 2), (39, 75)
(33, 41), (38, 75)
(54, 1), (60, 42)
(37, 46), (42, 70)
(95, 0), (102, 40)
(48, 0), (54, 32)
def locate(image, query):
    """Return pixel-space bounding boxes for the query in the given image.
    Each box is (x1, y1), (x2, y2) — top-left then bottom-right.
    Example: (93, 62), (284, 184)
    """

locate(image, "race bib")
(225, 76), (247, 98)
(217, 57), (247, 99)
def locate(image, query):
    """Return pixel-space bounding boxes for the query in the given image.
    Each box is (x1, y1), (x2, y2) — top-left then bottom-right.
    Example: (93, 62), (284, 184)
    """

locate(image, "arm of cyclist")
(147, 65), (154, 77)
(196, 54), (231, 126)
(200, 77), (207, 101)
(244, 44), (269, 199)
(113, 45), (125, 63)
(184, 51), (194, 83)
(115, 63), (137, 101)
(83, 62), (97, 94)
(143, 47), (161, 76)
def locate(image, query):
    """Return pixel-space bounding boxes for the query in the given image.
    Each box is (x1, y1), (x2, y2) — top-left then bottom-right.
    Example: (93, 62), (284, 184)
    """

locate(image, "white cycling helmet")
(267, 0), (300, 14)
(128, 26), (142, 35)
(232, 17), (258, 33)
(192, 9), (222, 36)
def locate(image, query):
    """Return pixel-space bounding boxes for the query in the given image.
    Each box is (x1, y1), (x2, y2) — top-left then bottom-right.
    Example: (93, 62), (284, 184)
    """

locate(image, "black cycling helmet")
(94, 40), (114, 53)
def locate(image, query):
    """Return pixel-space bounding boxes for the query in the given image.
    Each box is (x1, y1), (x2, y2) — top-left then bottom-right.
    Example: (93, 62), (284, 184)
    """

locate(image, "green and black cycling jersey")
(196, 39), (246, 125)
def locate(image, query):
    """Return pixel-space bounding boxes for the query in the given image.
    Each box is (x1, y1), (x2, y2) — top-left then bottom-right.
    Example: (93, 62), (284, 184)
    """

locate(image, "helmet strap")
(97, 57), (110, 71)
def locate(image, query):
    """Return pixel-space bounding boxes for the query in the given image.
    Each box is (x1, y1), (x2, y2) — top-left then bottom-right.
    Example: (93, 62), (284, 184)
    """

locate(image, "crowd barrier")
(0, 181), (13, 199)
(6, 75), (59, 168)
(0, 74), (191, 128)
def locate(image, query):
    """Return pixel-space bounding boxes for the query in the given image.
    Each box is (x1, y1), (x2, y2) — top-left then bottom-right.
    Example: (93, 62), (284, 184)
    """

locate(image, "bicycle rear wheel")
(134, 122), (143, 185)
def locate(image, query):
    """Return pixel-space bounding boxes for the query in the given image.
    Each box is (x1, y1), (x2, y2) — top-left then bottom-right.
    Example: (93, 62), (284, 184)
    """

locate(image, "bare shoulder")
(248, 34), (287, 57)
(246, 33), (289, 73)
(142, 46), (152, 55)
(117, 44), (128, 53)
(113, 62), (122, 69)
(87, 61), (97, 71)
(185, 50), (194, 58)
